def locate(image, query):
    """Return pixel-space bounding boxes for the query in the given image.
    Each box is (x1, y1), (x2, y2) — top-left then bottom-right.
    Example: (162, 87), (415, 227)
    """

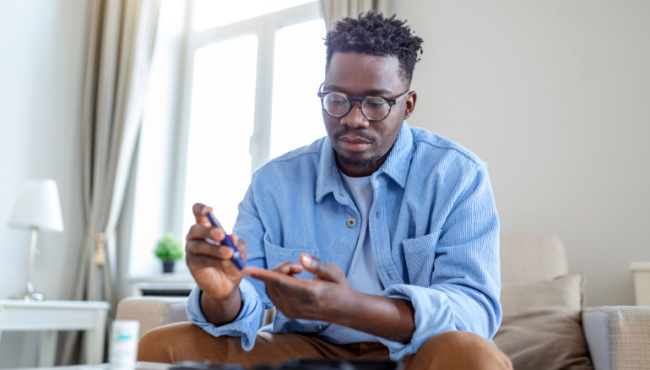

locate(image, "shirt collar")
(315, 122), (413, 203)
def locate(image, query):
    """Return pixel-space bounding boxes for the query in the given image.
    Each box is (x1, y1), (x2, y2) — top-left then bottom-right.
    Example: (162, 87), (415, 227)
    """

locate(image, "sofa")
(117, 234), (650, 369)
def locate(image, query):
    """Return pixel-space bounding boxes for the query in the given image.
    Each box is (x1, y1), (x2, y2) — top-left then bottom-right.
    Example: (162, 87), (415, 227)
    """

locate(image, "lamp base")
(14, 282), (45, 301)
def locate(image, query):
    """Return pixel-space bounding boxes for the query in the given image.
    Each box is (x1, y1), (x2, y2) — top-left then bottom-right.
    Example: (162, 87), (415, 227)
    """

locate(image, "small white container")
(110, 320), (140, 370)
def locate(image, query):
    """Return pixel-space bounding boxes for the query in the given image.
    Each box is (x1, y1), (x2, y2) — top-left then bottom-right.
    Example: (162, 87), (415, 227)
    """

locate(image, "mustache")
(335, 130), (375, 142)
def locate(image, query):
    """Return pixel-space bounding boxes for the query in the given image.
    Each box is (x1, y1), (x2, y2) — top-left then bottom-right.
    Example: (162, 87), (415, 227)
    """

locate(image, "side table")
(630, 262), (650, 305)
(0, 299), (110, 366)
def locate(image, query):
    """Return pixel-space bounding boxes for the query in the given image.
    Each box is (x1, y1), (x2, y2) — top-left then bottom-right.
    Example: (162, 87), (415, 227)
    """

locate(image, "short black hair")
(324, 11), (424, 83)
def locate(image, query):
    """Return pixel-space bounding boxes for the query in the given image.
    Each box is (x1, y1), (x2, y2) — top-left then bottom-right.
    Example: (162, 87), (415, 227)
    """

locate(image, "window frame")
(170, 1), (323, 237)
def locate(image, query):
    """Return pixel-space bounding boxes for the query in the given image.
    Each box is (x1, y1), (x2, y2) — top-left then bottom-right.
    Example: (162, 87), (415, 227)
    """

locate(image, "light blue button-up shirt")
(187, 122), (502, 360)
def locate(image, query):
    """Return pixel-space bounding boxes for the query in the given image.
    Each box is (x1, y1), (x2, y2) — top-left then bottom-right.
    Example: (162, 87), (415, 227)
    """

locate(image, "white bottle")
(110, 320), (140, 370)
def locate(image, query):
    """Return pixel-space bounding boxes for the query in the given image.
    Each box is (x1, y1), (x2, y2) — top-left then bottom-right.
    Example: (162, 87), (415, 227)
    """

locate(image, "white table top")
(0, 299), (110, 309)
(129, 273), (195, 283)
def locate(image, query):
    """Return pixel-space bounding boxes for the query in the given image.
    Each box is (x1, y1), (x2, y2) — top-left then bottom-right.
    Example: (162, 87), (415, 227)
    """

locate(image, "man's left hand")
(243, 254), (355, 322)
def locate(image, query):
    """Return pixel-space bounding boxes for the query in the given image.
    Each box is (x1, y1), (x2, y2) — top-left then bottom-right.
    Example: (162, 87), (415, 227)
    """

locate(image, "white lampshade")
(8, 179), (64, 232)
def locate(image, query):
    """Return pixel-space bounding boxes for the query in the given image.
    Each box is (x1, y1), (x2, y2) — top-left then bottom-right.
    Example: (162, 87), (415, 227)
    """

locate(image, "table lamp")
(8, 179), (64, 301)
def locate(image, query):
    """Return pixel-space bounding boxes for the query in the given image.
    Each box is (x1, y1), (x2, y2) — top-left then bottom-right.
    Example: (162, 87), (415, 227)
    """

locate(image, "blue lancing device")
(206, 211), (246, 270)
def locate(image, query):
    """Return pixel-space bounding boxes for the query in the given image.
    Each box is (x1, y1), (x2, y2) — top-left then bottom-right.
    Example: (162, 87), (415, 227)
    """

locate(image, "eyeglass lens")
(323, 93), (390, 120)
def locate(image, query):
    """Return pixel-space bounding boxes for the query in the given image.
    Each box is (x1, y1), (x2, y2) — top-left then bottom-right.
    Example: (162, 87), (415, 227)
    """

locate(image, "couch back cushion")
(494, 272), (593, 370)
(500, 233), (569, 285)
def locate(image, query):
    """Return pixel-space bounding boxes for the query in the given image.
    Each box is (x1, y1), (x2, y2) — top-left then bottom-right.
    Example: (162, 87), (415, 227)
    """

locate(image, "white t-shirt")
(318, 172), (384, 344)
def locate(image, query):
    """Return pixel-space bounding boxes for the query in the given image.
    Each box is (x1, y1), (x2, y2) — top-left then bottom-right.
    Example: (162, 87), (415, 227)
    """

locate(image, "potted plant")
(154, 233), (184, 273)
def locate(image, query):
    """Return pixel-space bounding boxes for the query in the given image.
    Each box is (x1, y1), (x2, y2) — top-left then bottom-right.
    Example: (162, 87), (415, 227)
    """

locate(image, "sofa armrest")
(582, 306), (650, 370)
(116, 297), (189, 338)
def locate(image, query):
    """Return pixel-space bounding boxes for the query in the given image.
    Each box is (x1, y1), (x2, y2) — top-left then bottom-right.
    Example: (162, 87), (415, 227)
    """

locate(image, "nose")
(340, 102), (369, 129)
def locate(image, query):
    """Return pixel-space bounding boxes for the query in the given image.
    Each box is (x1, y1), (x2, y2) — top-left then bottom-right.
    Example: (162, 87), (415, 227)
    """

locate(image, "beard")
(335, 151), (381, 170)
(331, 128), (384, 170)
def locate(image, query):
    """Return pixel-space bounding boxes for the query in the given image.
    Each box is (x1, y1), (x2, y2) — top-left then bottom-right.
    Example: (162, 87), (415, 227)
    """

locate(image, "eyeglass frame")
(317, 83), (411, 121)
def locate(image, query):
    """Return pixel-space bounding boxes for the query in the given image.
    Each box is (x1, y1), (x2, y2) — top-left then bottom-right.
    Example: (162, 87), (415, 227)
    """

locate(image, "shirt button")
(316, 325), (324, 330)
(347, 218), (356, 227)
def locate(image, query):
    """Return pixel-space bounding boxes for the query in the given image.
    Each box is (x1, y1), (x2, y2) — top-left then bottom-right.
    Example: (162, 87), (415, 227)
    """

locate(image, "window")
(181, 35), (258, 237)
(174, 1), (326, 253)
(270, 19), (327, 159)
(193, 0), (317, 30)
(130, 1), (327, 277)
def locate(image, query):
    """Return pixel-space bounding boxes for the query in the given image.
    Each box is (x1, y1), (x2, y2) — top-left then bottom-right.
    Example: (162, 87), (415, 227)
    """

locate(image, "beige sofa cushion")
(116, 297), (188, 338)
(494, 272), (593, 370)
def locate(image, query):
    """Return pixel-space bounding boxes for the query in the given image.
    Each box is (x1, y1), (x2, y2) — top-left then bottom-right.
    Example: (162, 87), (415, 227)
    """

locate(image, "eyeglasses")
(317, 83), (410, 121)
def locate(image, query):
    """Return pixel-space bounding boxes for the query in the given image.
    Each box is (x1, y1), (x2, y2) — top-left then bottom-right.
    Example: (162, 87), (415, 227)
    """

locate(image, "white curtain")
(320, 0), (389, 30)
(60, 0), (161, 364)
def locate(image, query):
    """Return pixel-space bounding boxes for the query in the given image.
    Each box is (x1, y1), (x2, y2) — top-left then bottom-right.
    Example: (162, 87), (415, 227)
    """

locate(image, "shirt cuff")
(186, 278), (264, 350)
(378, 284), (456, 360)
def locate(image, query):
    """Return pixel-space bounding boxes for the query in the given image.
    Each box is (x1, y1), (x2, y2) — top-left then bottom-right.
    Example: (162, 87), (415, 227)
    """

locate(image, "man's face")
(322, 52), (416, 176)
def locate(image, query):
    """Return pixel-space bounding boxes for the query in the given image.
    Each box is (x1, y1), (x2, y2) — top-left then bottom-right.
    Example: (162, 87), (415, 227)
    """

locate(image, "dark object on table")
(172, 359), (401, 370)
(163, 261), (175, 273)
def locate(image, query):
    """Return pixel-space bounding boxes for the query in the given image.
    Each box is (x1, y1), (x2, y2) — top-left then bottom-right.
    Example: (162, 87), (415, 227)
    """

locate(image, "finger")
(300, 254), (345, 282)
(242, 267), (283, 283)
(188, 222), (229, 248)
(272, 262), (304, 276)
(243, 267), (301, 285)
(192, 203), (213, 227)
(186, 253), (238, 270)
(244, 267), (315, 303)
(186, 240), (235, 260)
(186, 223), (224, 243)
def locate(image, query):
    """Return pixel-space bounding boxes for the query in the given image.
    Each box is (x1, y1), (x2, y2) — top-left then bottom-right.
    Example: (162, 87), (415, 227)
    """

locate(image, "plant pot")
(162, 261), (175, 273)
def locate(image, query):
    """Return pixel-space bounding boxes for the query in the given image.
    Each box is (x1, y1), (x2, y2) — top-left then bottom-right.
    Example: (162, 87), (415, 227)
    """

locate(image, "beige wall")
(390, 0), (650, 306)
(0, 0), (88, 367)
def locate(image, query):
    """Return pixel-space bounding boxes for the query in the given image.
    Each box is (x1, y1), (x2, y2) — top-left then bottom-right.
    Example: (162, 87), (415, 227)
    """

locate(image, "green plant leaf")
(154, 233), (184, 262)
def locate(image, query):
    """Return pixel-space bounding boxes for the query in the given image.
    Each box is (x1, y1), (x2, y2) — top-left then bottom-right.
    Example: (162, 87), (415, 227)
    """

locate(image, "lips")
(340, 136), (372, 144)
(339, 136), (372, 152)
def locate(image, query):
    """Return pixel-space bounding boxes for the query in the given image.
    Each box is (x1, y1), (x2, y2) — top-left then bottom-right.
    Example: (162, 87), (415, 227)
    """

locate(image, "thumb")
(230, 233), (247, 262)
(299, 254), (344, 282)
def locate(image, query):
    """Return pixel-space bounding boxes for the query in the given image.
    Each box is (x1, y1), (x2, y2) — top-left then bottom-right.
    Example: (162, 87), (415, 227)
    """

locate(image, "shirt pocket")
(263, 233), (319, 281)
(402, 230), (441, 287)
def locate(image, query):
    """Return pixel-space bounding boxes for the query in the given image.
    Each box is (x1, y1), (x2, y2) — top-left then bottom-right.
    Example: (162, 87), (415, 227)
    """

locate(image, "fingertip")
(192, 203), (207, 215)
(300, 253), (313, 267)
(218, 246), (233, 258)
(211, 228), (224, 241)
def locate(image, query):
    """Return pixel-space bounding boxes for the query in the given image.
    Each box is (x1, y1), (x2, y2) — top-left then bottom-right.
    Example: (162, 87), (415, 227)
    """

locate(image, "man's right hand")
(186, 203), (247, 325)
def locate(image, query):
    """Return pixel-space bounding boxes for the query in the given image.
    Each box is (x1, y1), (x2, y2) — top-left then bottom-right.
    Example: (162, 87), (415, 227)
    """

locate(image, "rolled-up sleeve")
(378, 164), (502, 360)
(186, 278), (264, 350)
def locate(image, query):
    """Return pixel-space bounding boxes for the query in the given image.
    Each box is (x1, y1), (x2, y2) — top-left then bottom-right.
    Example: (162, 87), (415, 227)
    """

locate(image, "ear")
(403, 91), (417, 120)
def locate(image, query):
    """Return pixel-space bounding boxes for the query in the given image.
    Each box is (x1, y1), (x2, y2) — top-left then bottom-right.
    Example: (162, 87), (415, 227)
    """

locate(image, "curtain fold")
(320, 0), (389, 30)
(59, 0), (161, 364)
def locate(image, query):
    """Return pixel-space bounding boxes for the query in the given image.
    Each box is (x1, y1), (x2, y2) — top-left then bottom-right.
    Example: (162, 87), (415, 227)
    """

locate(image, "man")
(139, 12), (511, 370)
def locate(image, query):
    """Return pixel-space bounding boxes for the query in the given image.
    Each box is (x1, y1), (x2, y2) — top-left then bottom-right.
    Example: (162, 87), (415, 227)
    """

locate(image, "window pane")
(270, 19), (327, 159)
(182, 35), (257, 237)
(194, 0), (316, 31)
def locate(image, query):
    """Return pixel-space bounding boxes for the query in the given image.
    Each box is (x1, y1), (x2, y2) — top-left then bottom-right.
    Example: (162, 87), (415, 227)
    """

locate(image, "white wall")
(0, 0), (88, 367)
(391, 0), (650, 306)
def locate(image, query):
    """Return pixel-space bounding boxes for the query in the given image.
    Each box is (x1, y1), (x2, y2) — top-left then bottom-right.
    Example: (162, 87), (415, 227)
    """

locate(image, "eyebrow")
(324, 84), (393, 96)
